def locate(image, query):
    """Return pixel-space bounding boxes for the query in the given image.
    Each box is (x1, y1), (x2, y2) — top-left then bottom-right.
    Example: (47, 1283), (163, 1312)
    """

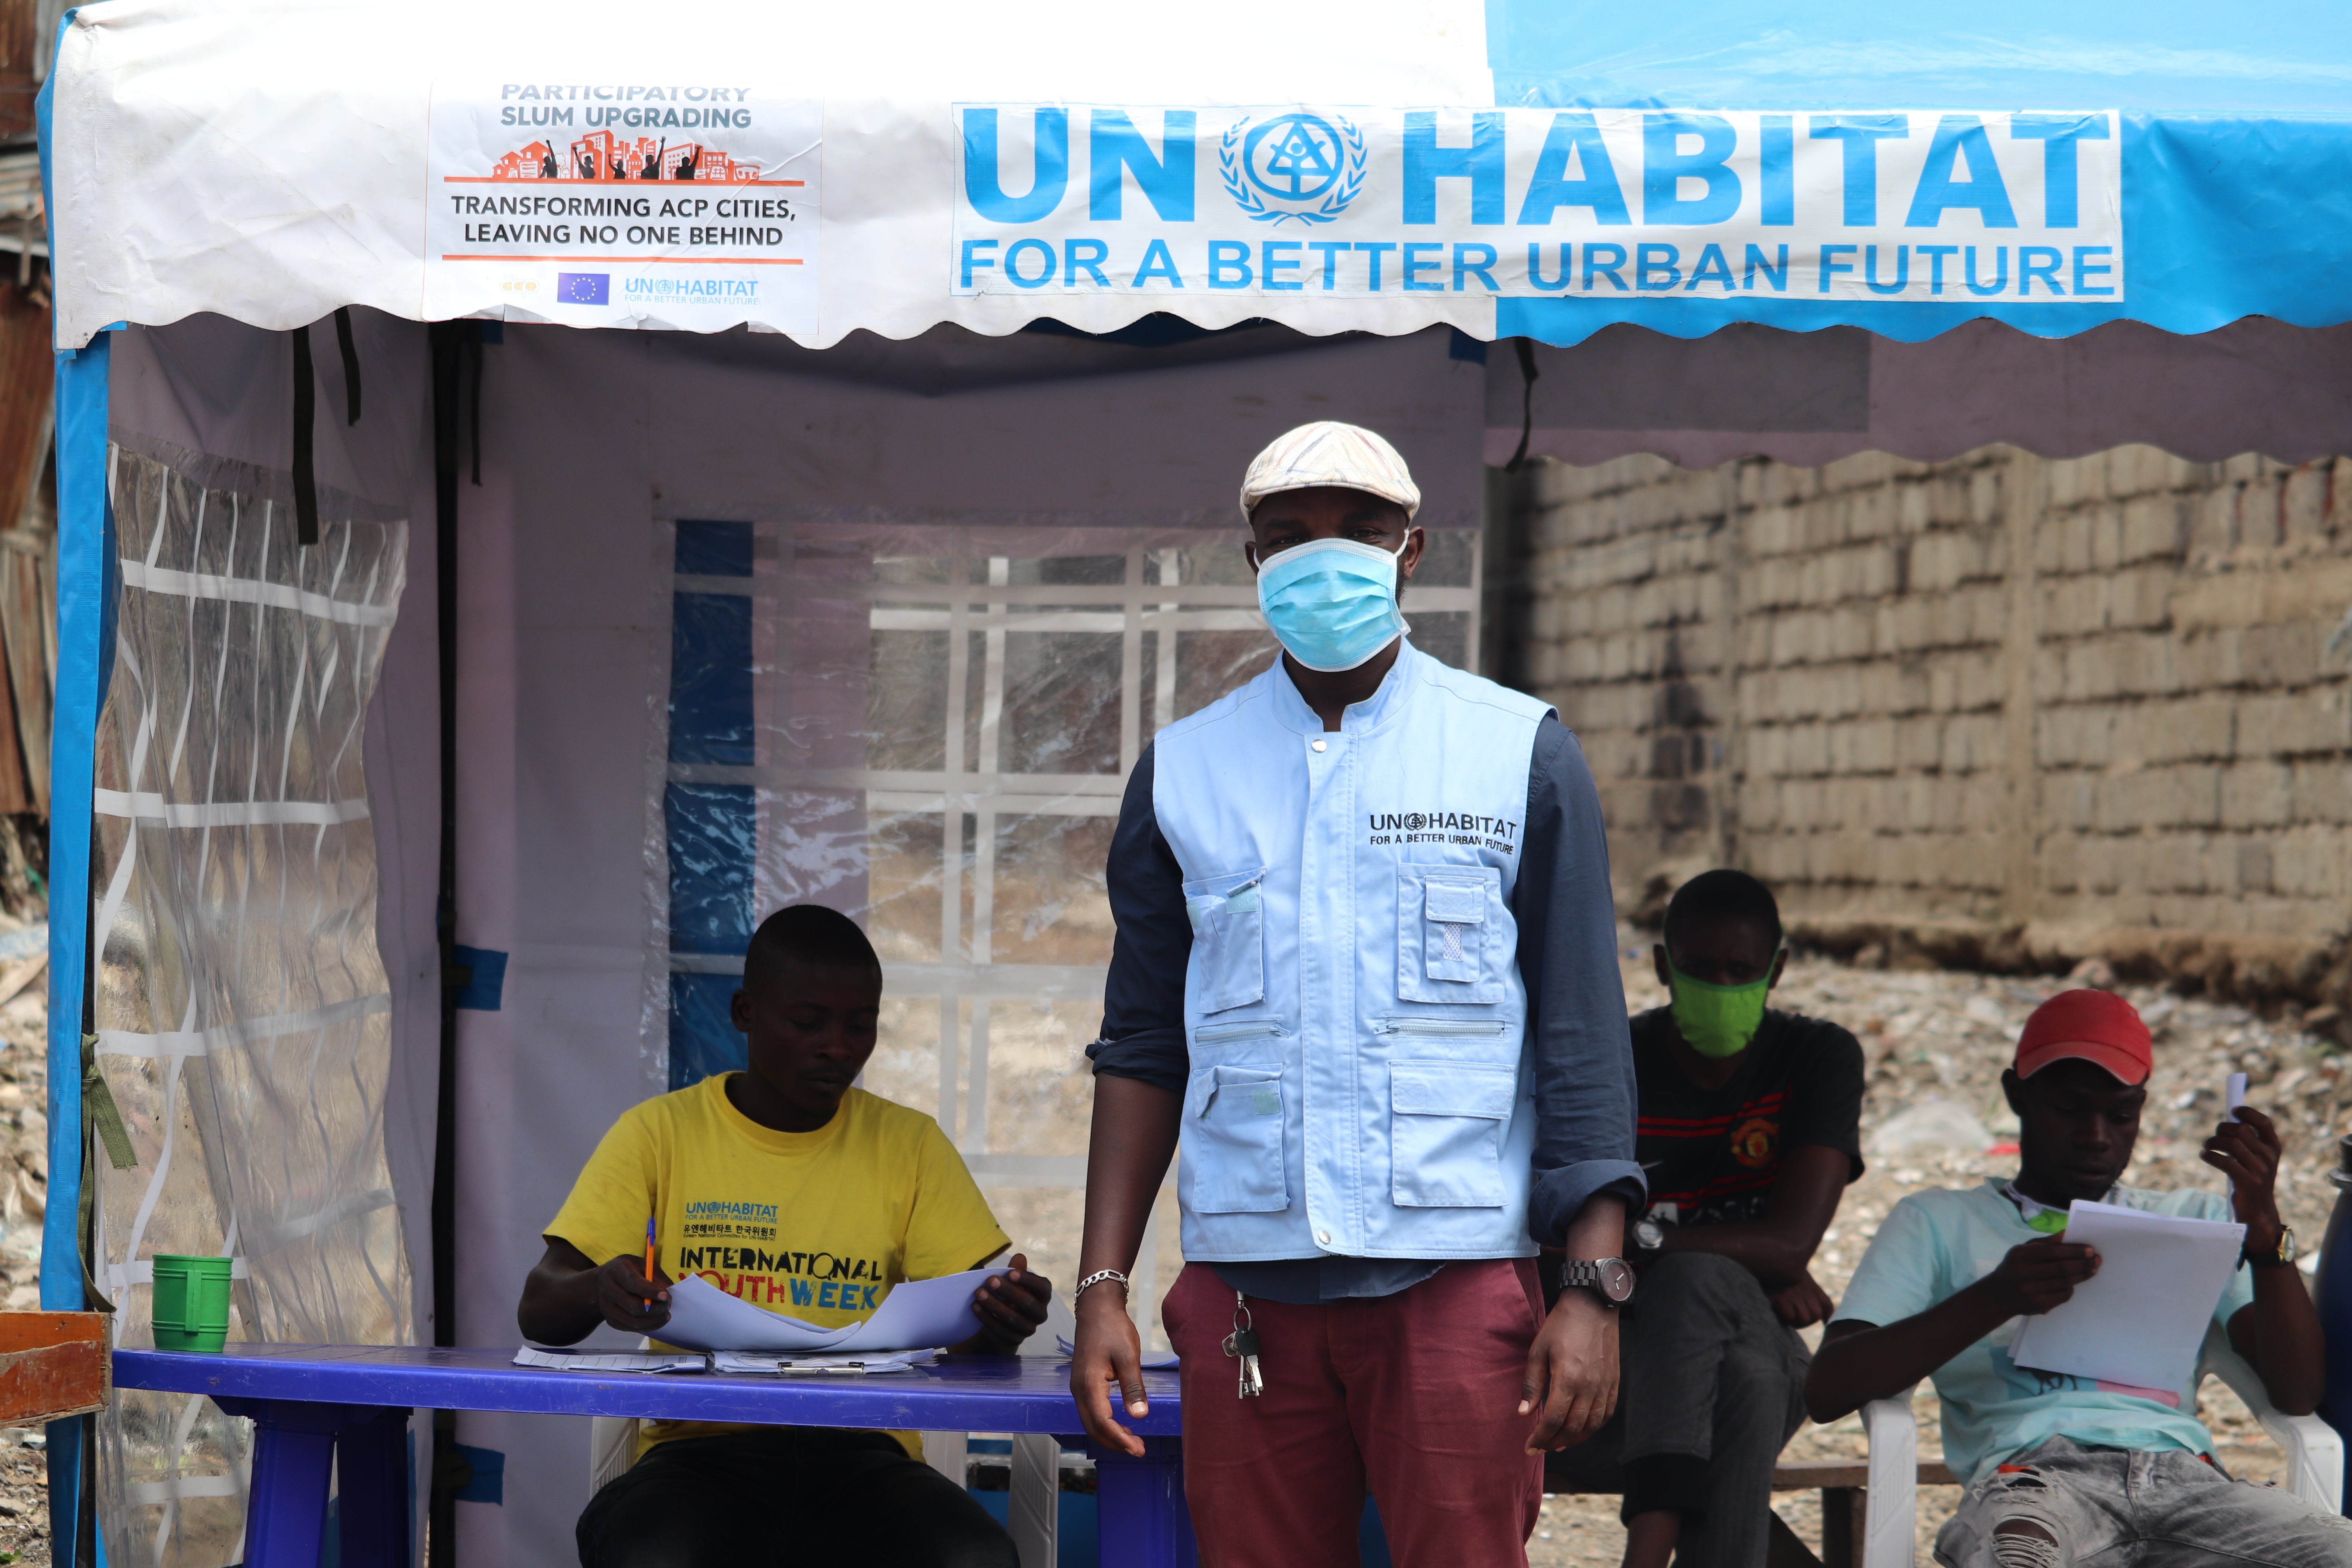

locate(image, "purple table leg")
(336, 1407), (414, 1568)
(1089, 1436), (1196, 1568)
(217, 1400), (345, 1568)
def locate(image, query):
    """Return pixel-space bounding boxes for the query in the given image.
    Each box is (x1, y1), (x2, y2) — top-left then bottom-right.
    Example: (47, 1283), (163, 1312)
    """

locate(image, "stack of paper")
(2009, 1200), (2246, 1391)
(514, 1347), (708, 1374)
(655, 1267), (996, 1354)
(712, 1348), (940, 1375)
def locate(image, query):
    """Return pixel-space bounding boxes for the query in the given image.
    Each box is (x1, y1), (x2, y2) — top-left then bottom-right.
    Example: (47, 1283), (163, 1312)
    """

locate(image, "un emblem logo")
(1220, 113), (1367, 225)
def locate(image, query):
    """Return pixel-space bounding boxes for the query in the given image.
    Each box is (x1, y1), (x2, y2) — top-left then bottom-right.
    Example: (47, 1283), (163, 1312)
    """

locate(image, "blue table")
(113, 1346), (1190, 1567)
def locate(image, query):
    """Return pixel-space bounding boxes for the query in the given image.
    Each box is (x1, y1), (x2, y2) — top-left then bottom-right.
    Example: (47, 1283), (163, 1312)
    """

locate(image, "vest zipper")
(1193, 1020), (1288, 1044)
(1376, 1018), (1509, 1038)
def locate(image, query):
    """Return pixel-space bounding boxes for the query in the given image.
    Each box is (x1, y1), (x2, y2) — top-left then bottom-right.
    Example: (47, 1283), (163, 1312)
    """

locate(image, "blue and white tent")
(33, 1), (2352, 1563)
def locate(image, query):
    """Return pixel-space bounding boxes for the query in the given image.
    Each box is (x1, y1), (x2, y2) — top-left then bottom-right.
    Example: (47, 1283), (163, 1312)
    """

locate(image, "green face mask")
(1667, 957), (1776, 1059)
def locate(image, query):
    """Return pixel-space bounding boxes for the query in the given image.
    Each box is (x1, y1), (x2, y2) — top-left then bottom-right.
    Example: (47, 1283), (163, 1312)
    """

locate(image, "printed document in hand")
(2009, 1200), (2246, 1391)
(657, 1267), (994, 1353)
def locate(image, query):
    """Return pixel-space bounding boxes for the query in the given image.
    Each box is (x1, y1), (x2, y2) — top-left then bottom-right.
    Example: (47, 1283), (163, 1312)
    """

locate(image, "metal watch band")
(1559, 1257), (1632, 1306)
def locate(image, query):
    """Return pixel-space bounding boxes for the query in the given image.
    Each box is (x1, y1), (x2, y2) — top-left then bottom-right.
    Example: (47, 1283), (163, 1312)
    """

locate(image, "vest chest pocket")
(1389, 1060), (1517, 1208)
(1396, 865), (1505, 1004)
(1185, 1063), (1289, 1213)
(1184, 868), (1267, 1014)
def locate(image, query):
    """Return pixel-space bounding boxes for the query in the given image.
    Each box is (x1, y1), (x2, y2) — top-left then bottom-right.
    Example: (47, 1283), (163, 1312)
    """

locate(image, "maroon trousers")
(1161, 1258), (1547, 1568)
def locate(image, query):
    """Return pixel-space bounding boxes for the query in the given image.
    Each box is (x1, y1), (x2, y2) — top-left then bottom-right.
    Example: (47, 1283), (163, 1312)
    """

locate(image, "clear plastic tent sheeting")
(90, 443), (412, 1565)
(644, 513), (1486, 1346)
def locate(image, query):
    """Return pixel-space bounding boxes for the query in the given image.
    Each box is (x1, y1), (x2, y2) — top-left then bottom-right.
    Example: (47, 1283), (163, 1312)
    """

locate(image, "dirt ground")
(1527, 946), (2338, 1568)
(0, 954), (51, 1567)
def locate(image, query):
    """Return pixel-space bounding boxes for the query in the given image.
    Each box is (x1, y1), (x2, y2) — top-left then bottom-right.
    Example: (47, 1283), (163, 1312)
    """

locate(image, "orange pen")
(642, 1215), (656, 1312)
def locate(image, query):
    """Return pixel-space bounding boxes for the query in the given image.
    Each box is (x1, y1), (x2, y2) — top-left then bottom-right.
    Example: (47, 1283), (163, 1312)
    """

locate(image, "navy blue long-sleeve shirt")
(1087, 714), (1643, 1301)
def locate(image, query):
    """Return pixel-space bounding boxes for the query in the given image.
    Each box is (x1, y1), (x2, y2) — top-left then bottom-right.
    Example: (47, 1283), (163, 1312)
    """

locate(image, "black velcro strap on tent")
(468, 323), (485, 486)
(1506, 337), (1541, 473)
(334, 306), (363, 426)
(292, 324), (319, 546)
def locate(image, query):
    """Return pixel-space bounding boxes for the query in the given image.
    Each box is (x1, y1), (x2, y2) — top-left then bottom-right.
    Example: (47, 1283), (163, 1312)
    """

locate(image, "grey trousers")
(1548, 1251), (1810, 1568)
(1935, 1437), (2352, 1568)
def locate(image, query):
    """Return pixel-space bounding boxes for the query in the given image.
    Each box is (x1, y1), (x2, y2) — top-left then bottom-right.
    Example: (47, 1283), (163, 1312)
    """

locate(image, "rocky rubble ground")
(1529, 947), (2346, 1568)
(0, 950), (48, 1568)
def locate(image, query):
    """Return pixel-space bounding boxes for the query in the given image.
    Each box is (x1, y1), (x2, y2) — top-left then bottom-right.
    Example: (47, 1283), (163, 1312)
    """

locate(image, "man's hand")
(1519, 1289), (1619, 1452)
(592, 1255), (674, 1334)
(1980, 1235), (2100, 1318)
(1070, 1287), (1150, 1458)
(2205, 1106), (2287, 1256)
(1769, 1270), (1836, 1328)
(951, 1255), (1053, 1354)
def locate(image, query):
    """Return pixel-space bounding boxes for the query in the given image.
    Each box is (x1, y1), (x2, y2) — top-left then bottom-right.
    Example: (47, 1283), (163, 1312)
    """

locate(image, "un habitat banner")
(950, 107), (2121, 306)
(423, 81), (820, 332)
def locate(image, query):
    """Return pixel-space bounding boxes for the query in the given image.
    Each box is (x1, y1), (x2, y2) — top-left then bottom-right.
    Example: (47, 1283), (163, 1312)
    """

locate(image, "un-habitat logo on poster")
(949, 106), (2122, 303)
(1220, 113), (1368, 225)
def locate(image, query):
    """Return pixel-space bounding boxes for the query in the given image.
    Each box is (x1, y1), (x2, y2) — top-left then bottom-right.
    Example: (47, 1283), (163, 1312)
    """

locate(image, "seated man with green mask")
(1549, 870), (1865, 1568)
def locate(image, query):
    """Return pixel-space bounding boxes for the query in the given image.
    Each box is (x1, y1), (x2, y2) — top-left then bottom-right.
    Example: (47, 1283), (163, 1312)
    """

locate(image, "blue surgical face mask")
(1255, 535), (1413, 673)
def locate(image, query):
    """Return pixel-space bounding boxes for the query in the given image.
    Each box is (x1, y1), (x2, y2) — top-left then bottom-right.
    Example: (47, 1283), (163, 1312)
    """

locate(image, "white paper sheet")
(657, 1268), (996, 1353)
(712, 1348), (940, 1375)
(512, 1347), (708, 1374)
(2009, 1200), (2245, 1391)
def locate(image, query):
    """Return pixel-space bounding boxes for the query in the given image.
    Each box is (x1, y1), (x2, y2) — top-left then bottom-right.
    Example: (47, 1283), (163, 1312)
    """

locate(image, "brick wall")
(1510, 446), (2352, 1004)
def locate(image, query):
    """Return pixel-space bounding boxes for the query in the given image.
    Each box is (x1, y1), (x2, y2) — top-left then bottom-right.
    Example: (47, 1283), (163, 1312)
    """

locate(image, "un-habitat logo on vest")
(949, 106), (2122, 303)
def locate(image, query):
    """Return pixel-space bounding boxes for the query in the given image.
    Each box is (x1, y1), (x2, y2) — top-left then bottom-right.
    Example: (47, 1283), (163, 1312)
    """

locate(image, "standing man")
(1070, 422), (1643, 1567)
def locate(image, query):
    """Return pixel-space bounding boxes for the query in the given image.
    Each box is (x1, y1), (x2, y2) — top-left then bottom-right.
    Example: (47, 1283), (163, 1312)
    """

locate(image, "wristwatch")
(2246, 1226), (2298, 1269)
(1632, 1218), (1668, 1256)
(1561, 1256), (1637, 1307)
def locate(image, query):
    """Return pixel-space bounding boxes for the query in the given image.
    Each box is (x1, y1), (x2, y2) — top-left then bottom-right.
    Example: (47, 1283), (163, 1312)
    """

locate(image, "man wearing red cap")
(1808, 989), (2347, 1568)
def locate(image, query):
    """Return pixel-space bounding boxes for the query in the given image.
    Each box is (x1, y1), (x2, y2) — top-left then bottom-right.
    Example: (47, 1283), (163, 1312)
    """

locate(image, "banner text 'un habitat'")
(949, 107), (2122, 304)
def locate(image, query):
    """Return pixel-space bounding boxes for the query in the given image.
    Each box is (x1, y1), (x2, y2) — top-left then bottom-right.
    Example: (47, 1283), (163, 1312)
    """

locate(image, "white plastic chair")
(1857, 1321), (2343, 1568)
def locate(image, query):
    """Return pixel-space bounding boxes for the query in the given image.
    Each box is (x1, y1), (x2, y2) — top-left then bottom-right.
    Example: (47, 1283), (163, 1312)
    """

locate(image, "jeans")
(575, 1427), (1018, 1568)
(1935, 1436), (2352, 1568)
(1547, 1252), (1810, 1568)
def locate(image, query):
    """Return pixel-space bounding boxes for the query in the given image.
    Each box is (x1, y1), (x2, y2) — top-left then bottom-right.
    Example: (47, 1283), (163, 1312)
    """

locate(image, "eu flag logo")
(555, 272), (610, 305)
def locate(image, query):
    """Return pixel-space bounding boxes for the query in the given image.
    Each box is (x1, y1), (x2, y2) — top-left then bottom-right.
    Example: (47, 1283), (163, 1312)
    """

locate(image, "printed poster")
(425, 81), (820, 331)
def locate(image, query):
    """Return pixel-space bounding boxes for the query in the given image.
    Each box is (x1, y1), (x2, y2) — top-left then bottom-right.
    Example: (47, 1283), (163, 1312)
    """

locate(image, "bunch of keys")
(1221, 1292), (1264, 1399)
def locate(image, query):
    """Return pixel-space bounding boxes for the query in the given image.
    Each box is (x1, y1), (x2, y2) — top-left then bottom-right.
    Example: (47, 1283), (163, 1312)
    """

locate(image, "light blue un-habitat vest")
(1151, 640), (1554, 1261)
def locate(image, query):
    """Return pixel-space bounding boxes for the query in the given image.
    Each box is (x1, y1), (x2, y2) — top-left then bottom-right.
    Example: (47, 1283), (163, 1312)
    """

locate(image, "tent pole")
(40, 328), (107, 1567)
(427, 320), (465, 1568)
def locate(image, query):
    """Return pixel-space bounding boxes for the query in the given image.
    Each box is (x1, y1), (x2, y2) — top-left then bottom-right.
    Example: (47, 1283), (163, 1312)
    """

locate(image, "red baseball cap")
(2013, 989), (2153, 1085)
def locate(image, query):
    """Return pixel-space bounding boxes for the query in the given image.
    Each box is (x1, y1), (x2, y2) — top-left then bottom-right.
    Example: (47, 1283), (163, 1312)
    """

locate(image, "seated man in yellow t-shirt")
(518, 904), (1052, 1568)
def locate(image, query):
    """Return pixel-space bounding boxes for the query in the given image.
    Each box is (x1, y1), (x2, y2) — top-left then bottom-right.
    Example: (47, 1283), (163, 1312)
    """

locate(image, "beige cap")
(1238, 421), (1421, 522)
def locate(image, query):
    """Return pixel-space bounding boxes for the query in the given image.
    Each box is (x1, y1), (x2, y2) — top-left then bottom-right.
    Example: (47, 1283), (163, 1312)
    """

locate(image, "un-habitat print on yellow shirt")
(546, 1074), (1010, 1458)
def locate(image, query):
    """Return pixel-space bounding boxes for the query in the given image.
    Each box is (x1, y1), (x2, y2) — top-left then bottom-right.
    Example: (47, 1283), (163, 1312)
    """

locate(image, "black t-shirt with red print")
(1630, 1006), (1866, 1226)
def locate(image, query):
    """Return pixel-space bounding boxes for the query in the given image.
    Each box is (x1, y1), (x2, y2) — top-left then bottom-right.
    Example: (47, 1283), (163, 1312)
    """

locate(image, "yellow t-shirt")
(545, 1074), (1010, 1460)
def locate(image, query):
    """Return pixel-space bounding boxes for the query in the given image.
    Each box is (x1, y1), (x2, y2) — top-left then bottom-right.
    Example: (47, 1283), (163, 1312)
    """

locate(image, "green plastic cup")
(151, 1254), (234, 1353)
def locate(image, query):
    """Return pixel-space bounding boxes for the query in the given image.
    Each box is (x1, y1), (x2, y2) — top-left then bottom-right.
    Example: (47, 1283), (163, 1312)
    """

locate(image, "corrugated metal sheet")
(0, 65), (51, 814)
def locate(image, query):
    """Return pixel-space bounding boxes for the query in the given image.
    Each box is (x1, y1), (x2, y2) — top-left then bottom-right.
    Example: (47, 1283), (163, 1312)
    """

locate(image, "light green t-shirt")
(1832, 1179), (2255, 1485)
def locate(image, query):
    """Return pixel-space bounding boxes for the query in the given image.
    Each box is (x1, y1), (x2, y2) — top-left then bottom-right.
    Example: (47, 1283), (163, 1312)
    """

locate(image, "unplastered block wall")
(1514, 446), (2352, 998)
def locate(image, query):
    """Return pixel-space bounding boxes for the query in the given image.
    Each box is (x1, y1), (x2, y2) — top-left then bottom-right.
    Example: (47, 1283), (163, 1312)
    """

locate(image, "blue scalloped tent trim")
(1486, 0), (2352, 344)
